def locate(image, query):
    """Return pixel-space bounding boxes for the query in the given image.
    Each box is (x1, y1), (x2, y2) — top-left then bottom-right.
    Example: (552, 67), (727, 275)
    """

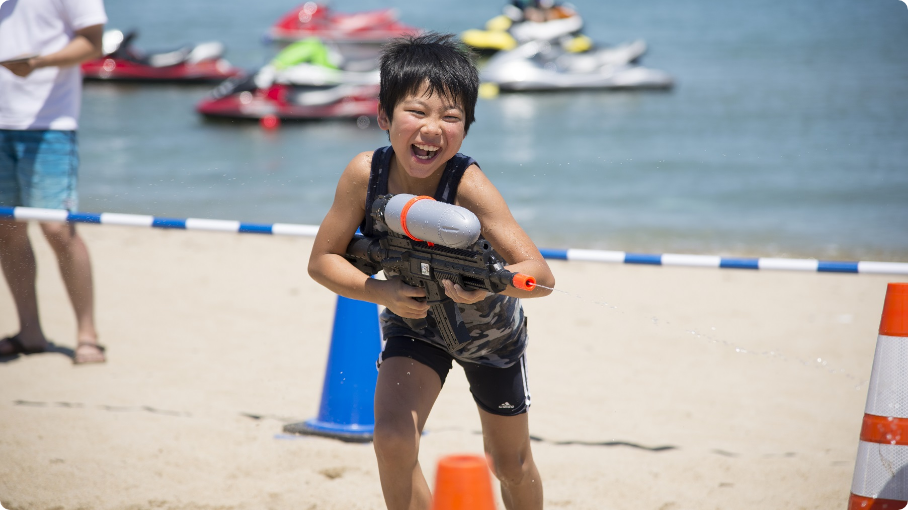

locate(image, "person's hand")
(1, 57), (38, 78)
(380, 277), (430, 319)
(442, 280), (489, 305)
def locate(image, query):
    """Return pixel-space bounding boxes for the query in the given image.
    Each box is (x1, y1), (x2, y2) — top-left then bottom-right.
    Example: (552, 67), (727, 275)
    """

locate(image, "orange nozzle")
(880, 283), (908, 337)
(431, 454), (496, 510)
(512, 273), (536, 291)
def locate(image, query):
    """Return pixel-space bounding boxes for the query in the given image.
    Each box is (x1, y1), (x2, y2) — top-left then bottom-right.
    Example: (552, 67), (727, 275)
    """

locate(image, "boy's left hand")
(442, 280), (488, 305)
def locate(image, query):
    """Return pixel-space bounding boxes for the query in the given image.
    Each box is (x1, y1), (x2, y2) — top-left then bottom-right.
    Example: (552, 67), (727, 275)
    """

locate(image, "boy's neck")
(387, 154), (446, 197)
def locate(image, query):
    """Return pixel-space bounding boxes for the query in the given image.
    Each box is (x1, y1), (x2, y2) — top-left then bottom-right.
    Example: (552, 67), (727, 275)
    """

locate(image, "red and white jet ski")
(81, 29), (243, 83)
(266, 2), (420, 44)
(197, 38), (379, 122)
(196, 80), (379, 121)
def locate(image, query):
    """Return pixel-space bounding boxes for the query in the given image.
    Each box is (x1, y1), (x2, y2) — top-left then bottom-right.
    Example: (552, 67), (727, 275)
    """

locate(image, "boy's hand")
(442, 280), (489, 305)
(381, 277), (430, 319)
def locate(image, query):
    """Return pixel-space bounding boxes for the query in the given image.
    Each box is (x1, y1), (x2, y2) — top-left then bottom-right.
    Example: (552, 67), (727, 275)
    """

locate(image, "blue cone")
(283, 295), (381, 442)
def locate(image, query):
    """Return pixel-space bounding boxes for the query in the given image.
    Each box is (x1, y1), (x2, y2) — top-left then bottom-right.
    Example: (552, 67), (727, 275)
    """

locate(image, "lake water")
(78, 0), (908, 261)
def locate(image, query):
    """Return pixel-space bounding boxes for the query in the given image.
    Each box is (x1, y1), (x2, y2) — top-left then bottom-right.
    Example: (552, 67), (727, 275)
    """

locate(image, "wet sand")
(0, 223), (904, 509)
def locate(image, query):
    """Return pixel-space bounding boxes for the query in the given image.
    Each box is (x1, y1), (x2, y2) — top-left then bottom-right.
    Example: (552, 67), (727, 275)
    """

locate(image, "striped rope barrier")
(0, 206), (318, 237)
(2, 206), (907, 276)
(537, 248), (908, 275)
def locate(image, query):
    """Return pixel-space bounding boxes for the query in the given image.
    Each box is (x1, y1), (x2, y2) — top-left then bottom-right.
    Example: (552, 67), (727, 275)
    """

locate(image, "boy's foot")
(74, 341), (106, 365)
(0, 334), (48, 357)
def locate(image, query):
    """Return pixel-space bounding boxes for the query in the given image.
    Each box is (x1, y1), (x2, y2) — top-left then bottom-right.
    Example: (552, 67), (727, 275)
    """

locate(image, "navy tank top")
(364, 146), (528, 368)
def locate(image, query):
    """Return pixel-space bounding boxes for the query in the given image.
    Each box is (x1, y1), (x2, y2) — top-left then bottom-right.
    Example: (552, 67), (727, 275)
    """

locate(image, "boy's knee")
(488, 451), (533, 486)
(372, 422), (419, 464)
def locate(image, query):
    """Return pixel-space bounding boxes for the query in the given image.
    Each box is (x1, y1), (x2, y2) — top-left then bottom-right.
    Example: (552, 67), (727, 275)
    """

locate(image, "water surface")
(79, 0), (908, 261)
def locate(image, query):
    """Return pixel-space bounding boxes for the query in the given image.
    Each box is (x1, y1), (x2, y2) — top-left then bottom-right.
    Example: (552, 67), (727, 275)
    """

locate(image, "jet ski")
(480, 40), (674, 91)
(196, 38), (378, 121)
(81, 29), (242, 82)
(461, 2), (584, 54)
(266, 2), (420, 44)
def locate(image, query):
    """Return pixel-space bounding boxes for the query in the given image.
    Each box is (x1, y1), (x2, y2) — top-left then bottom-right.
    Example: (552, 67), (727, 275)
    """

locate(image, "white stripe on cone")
(865, 335), (908, 418)
(851, 440), (908, 499)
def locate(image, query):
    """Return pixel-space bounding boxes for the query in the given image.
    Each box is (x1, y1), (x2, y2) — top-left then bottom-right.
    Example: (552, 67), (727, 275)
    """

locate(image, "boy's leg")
(479, 409), (543, 510)
(39, 222), (102, 363)
(373, 355), (442, 510)
(0, 220), (48, 352)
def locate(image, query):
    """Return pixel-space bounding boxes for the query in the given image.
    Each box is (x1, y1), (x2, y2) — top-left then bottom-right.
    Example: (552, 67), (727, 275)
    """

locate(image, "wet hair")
(379, 32), (479, 134)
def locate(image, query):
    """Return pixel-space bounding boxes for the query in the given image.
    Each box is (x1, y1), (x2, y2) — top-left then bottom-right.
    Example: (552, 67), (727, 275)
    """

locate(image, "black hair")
(379, 32), (479, 134)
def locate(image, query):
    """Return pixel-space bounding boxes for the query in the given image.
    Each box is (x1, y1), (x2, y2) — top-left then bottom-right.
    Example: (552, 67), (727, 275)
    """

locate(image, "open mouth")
(412, 143), (440, 162)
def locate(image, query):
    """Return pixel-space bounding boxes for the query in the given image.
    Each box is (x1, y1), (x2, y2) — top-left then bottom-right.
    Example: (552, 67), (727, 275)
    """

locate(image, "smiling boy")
(308, 32), (554, 510)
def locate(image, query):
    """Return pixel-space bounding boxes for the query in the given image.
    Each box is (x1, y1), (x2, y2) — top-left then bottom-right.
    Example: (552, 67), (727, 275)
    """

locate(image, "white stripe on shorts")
(520, 353), (531, 408)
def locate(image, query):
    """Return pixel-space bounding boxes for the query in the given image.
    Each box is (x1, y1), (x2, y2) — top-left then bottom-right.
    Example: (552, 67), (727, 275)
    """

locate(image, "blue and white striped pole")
(538, 248), (908, 275)
(0, 206), (318, 236)
(2, 206), (906, 275)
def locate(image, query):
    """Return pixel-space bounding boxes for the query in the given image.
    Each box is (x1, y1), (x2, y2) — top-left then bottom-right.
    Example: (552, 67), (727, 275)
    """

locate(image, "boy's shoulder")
(336, 150), (376, 192)
(345, 150), (375, 173)
(453, 162), (500, 207)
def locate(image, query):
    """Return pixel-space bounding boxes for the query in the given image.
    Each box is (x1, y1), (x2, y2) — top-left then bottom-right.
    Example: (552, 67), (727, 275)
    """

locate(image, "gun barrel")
(512, 272), (536, 291)
(490, 269), (536, 292)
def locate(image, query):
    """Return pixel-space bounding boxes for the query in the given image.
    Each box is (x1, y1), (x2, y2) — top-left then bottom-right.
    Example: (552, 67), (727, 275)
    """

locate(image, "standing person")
(0, 0), (107, 364)
(308, 33), (555, 510)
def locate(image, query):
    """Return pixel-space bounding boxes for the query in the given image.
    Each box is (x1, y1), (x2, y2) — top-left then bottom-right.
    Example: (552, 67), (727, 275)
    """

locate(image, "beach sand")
(0, 222), (904, 509)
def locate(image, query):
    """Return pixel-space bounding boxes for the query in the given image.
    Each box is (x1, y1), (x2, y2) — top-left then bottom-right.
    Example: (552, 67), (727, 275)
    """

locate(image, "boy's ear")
(377, 106), (390, 130)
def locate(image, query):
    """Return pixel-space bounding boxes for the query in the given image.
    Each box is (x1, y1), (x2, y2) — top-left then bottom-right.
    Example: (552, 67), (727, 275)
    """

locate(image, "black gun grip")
(431, 300), (472, 351)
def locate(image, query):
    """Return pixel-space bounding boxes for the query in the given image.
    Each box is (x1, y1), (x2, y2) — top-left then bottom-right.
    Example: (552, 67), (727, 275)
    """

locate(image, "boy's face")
(377, 82), (466, 181)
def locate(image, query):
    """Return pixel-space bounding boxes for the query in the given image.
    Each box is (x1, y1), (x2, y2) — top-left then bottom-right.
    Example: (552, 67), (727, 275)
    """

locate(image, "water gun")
(344, 194), (536, 351)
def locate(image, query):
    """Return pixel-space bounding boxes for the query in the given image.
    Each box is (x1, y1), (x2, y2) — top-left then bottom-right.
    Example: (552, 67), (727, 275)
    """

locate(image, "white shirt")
(0, 0), (107, 130)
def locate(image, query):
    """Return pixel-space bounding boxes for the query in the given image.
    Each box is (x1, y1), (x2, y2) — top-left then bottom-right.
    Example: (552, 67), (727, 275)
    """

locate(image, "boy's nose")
(420, 117), (443, 136)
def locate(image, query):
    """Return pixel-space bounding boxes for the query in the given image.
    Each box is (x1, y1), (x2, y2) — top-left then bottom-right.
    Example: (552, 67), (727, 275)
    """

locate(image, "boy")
(308, 33), (554, 510)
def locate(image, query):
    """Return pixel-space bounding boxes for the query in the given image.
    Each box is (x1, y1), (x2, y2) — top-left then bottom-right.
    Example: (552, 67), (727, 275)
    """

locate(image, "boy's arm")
(307, 153), (430, 318)
(455, 164), (555, 299)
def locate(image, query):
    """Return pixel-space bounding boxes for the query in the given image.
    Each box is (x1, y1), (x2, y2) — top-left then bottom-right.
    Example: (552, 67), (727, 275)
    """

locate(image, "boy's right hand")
(379, 277), (430, 319)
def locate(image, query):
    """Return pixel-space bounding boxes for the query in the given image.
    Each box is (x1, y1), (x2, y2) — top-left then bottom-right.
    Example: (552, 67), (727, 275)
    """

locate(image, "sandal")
(73, 341), (106, 365)
(0, 335), (47, 357)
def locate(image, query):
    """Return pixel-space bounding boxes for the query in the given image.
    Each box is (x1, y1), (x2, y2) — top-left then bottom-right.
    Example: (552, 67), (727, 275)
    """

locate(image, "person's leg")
(0, 129), (47, 353)
(373, 338), (449, 510)
(24, 130), (102, 362)
(478, 409), (543, 510)
(461, 352), (541, 509)
(39, 221), (102, 362)
(373, 356), (442, 510)
(0, 220), (48, 353)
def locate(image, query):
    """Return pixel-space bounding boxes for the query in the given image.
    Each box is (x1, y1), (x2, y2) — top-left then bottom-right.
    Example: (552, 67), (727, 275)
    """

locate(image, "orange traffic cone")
(431, 454), (497, 510)
(849, 282), (908, 509)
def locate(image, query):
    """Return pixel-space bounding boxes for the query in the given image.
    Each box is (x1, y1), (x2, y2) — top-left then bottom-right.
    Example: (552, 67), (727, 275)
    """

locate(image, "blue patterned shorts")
(0, 129), (79, 210)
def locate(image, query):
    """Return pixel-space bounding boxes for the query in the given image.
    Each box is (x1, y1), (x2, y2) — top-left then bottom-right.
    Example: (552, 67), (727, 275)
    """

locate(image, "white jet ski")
(480, 39), (674, 92)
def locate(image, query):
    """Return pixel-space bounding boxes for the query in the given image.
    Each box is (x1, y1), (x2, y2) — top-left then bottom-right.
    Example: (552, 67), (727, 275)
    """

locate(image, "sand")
(0, 222), (905, 509)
